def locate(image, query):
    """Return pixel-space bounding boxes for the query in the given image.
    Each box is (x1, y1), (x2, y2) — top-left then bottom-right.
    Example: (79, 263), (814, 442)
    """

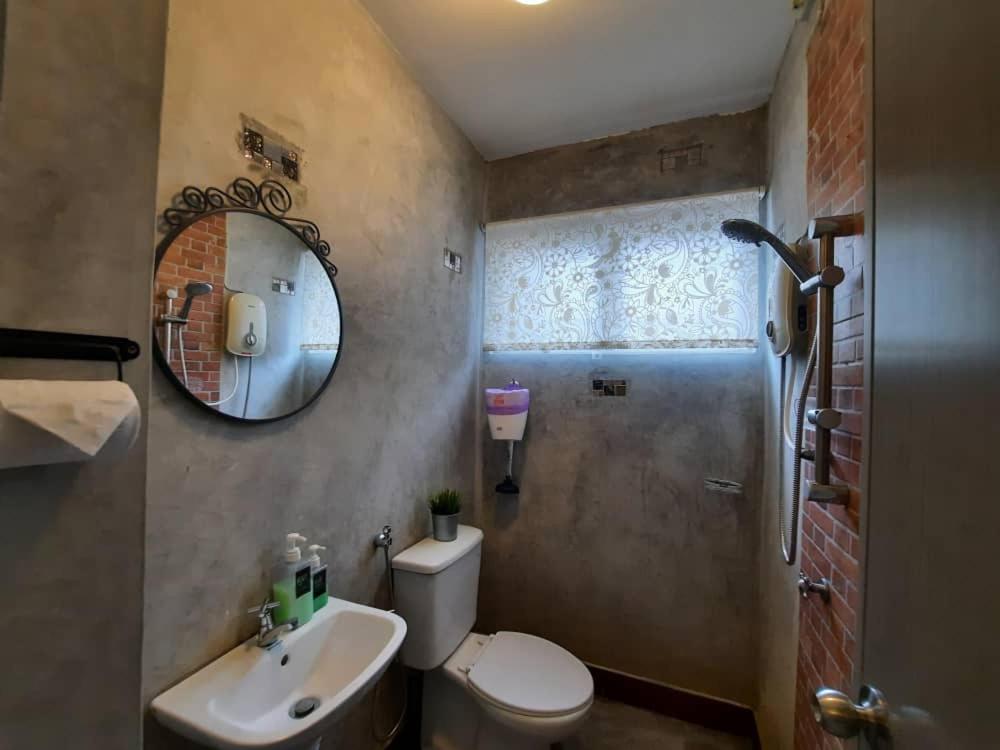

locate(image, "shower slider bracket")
(807, 482), (850, 506)
(799, 265), (845, 296)
(807, 408), (842, 430)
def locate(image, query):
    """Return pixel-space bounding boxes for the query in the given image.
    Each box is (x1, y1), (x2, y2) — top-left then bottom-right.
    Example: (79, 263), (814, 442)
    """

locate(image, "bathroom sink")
(151, 597), (406, 750)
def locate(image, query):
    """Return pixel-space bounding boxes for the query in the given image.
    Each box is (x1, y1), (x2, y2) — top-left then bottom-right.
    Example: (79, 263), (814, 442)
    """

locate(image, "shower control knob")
(798, 571), (831, 602)
(812, 685), (890, 742)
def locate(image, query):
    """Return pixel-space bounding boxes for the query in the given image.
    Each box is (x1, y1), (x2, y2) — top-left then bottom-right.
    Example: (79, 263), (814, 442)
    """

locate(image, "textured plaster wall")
(485, 107), (766, 223)
(0, 1), (167, 748)
(143, 1), (485, 748)
(758, 4), (820, 749)
(477, 351), (763, 705)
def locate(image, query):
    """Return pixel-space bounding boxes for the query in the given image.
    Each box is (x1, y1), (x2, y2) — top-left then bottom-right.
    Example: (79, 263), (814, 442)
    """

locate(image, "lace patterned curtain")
(483, 190), (760, 351)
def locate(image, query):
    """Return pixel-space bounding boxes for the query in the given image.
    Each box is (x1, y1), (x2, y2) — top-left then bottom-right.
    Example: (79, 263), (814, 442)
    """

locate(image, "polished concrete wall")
(756, 4), (819, 748)
(0, 2), (167, 748)
(143, 1), (485, 747)
(485, 108), (766, 223)
(477, 351), (763, 704)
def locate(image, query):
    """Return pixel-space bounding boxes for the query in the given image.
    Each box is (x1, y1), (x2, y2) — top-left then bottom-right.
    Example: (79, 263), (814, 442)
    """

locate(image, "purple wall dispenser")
(484, 380), (529, 494)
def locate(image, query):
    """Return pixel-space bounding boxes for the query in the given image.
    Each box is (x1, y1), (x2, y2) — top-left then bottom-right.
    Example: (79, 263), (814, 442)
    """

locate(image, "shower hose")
(371, 542), (408, 747)
(779, 333), (817, 566)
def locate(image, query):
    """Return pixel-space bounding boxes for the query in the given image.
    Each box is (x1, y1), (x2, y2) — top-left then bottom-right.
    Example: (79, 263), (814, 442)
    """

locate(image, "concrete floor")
(562, 698), (752, 750)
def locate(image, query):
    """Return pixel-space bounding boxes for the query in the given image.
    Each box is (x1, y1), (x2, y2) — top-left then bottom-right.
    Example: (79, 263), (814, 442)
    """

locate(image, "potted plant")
(428, 489), (461, 542)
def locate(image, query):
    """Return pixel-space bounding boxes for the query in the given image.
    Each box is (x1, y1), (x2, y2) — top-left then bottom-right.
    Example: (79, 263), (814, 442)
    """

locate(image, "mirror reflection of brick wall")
(153, 216), (228, 402)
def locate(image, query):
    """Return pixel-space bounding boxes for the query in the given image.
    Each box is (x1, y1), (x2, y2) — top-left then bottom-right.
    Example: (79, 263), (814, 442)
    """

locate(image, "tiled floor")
(562, 698), (753, 750)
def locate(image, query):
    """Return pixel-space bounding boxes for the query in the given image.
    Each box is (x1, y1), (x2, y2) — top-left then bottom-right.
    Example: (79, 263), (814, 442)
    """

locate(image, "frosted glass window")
(483, 190), (760, 352)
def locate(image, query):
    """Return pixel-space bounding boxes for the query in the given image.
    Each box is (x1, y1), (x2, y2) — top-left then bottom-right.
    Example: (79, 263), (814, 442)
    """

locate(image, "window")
(483, 190), (759, 352)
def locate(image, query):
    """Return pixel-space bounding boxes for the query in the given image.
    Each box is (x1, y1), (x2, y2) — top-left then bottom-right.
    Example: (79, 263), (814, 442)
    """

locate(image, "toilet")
(392, 525), (593, 750)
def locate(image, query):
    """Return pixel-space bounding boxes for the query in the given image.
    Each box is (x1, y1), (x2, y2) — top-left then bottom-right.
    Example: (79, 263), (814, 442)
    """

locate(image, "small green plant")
(428, 488), (461, 516)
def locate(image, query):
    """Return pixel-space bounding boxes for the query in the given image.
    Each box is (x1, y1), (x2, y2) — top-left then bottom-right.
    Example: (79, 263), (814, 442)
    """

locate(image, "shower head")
(721, 219), (813, 287)
(178, 281), (213, 321)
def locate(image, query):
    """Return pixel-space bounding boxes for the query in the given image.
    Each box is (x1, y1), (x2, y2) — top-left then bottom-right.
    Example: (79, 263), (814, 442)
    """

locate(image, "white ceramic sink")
(151, 597), (406, 750)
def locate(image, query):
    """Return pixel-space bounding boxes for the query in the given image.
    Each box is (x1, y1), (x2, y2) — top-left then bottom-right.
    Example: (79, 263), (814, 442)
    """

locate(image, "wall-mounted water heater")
(226, 292), (267, 357)
(485, 380), (529, 495)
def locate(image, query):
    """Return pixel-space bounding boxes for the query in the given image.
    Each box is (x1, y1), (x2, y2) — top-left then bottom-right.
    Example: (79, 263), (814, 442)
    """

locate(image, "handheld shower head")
(721, 219), (813, 287)
(178, 281), (213, 321)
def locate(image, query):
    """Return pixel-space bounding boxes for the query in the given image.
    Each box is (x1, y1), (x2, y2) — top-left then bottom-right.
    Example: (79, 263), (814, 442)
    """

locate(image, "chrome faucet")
(247, 596), (297, 650)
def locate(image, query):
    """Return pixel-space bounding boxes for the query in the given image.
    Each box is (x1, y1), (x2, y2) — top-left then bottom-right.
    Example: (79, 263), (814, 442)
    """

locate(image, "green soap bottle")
(307, 544), (329, 611)
(272, 532), (313, 627)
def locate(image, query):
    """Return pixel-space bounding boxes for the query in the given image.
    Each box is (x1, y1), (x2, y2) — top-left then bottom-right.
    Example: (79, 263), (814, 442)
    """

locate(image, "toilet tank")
(391, 525), (483, 670)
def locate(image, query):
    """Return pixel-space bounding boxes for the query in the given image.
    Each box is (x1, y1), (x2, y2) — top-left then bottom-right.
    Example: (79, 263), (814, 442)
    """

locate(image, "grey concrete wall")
(476, 103), (769, 705)
(143, 1), (485, 748)
(0, 2), (167, 748)
(221, 214), (310, 419)
(757, 5), (820, 749)
(476, 351), (763, 705)
(485, 107), (766, 223)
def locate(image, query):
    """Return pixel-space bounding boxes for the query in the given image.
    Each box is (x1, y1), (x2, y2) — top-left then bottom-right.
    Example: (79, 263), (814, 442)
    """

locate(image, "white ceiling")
(359, 0), (798, 160)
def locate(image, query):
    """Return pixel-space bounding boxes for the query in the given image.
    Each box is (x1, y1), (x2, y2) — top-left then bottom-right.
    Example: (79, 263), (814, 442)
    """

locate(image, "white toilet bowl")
(422, 631), (593, 750)
(390, 527), (593, 749)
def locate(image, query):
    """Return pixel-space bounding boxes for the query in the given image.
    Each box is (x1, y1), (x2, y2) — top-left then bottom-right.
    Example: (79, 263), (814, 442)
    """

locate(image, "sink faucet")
(247, 596), (297, 650)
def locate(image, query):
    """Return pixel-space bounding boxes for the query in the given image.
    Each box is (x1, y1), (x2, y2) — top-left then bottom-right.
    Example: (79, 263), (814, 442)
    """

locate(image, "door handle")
(812, 684), (890, 744)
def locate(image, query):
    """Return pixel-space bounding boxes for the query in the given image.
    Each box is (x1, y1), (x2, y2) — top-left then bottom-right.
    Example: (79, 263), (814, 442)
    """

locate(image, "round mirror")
(153, 205), (341, 422)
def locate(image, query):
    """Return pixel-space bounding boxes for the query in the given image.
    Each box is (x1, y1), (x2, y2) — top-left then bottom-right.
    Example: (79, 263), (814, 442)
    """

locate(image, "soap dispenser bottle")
(307, 544), (329, 612)
(273, 532), (313, 627)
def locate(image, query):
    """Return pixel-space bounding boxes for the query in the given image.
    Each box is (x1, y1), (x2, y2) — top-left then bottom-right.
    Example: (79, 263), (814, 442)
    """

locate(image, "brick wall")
(795, 0), (866, 748)
(153, 215), (227, 402)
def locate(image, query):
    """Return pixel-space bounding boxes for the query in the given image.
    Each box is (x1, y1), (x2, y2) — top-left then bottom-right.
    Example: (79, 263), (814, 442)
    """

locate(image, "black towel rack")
(0, 328), (141, 381)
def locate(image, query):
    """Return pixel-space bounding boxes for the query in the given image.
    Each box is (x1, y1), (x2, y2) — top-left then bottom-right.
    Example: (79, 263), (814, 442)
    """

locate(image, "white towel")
(0, 380), (140, 469)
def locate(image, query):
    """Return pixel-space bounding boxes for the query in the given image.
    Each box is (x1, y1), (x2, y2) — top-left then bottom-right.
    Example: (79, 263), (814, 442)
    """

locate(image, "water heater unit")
(226, 292), (267, 357)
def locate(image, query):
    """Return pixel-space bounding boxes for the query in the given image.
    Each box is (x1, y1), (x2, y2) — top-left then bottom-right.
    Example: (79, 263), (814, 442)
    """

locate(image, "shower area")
(471, 3), (867, 748)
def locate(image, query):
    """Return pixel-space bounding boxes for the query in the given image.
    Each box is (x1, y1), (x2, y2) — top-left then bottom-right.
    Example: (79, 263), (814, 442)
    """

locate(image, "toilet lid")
(467, 632), (594, 717)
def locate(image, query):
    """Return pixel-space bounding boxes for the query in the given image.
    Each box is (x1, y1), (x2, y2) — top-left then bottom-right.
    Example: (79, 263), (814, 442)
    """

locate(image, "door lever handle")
(812, 684), (890, 743)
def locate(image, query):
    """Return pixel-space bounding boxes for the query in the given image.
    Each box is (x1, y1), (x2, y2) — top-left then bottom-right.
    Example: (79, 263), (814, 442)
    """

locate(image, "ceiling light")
(515, 0), (550, 5)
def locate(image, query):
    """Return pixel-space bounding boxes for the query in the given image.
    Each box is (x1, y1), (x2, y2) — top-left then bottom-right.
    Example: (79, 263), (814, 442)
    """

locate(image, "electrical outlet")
(443, 248), (462, 273)
(592, 379), (627, 397)
(242, 126), (301, 182)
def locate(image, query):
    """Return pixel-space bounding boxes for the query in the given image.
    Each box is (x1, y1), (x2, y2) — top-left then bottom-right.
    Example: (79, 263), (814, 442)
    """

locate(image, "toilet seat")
(466, 632), (593, 718)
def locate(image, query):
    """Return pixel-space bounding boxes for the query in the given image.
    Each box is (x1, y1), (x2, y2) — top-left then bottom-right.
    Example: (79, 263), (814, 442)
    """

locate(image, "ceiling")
(359, 0), (798, 160)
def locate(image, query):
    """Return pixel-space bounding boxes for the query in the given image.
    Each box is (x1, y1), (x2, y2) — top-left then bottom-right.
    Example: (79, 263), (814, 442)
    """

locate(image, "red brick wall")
(154, 215), (227, 402)
(795, 0), (866, 748)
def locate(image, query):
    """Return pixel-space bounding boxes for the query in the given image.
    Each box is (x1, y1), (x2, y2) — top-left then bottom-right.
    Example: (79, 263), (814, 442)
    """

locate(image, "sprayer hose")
(780, 334), (817, 566)
(371, 543), (407, 747)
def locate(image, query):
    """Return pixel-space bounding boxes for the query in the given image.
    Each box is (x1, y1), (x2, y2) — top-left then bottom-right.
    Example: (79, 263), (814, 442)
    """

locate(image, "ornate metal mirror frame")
(153, 178), (342, 424)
